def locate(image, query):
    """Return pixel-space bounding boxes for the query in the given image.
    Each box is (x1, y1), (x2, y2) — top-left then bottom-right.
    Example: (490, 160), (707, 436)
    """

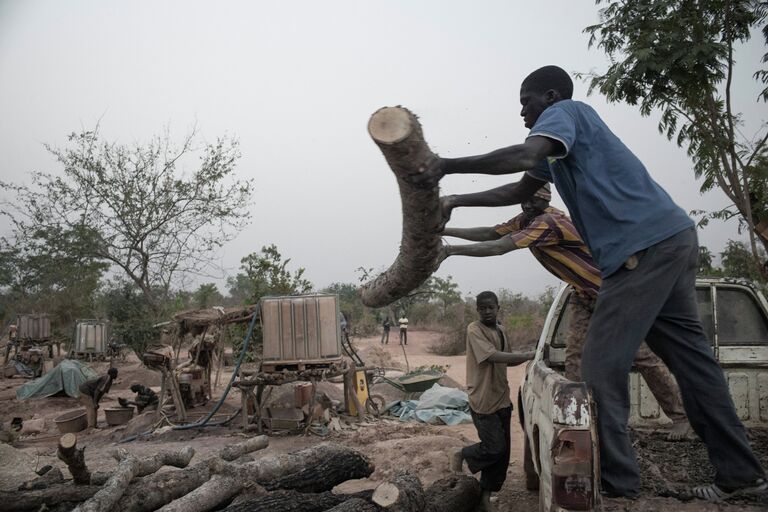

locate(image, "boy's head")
(521, 184), (551, 220)
(520, 65), (573, 129)
(108, 367), (118, 379)
(476, 291), (499, 327)
(130, 384), (142, 393)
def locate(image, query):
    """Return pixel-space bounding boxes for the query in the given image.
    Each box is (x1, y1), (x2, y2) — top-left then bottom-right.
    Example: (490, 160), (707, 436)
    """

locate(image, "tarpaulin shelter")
(16, 359), (98, 400)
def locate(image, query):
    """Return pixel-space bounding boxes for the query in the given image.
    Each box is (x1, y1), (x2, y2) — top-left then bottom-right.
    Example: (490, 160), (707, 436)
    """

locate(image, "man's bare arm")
(446, 237), (519, 258)
(443, 136), (561, 176)
(442, 226), (500, 242)
(487, 349), (535, 366)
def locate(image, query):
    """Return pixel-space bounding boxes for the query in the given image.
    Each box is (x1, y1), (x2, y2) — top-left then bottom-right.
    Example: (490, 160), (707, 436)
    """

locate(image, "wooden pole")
(57, 433), (91, 485)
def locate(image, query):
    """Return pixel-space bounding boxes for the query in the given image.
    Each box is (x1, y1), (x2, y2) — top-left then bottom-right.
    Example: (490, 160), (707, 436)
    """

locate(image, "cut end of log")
(60, 433), (77, 450)
(368, 107), (414, 145)
(372, 482), (400, 507)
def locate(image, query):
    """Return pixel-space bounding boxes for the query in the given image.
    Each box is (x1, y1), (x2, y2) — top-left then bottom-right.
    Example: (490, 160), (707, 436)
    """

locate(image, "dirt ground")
(1, 330), (766, 511)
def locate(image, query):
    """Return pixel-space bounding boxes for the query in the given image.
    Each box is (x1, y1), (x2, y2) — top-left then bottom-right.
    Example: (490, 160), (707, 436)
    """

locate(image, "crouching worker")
(452, 291), (534, 511)
(78, 367), (118, 428)
(119, 384), (159, 413)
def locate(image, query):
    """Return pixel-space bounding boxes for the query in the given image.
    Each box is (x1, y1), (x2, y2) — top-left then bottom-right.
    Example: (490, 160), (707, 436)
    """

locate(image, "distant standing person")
(381, 318), (391, 344)
(452, 291), (534, 511)
(78, 367), (118, 428)
(398, 315), (409, 345)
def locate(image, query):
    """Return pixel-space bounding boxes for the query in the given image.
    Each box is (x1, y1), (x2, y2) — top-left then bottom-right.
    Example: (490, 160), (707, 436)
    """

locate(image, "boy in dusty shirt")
(452, 291), (534, 511)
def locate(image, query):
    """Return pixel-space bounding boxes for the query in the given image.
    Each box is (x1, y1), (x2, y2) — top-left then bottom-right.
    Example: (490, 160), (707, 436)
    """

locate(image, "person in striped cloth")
(438, 184), (691, 440)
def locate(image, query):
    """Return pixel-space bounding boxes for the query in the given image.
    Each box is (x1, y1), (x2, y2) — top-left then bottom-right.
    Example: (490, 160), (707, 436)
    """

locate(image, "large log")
(371, 472), (425, 511)
(73, 446), (195, 512)
(360, 106), (442, 307)
(0, 484), (100, 512)
(212, 442), (375, 493)
(116, 436), (269, 512)
(57, 433), (91, 485)
(325, 497), (382, 512)
(423, 475), (481, 512)
(223, 489), (375, 512)
(156, 474), (245, 512)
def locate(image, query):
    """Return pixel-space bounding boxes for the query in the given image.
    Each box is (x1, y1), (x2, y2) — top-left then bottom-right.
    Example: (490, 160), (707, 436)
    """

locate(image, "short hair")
(130, 384), (141, 392)
(522, 66), (573, 99)
(476, 291), (499, 305)
(108, 367), (118, 378)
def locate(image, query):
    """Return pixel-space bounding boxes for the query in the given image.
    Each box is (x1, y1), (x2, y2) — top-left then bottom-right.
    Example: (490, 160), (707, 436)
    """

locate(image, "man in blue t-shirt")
(415, 65), (765, 501)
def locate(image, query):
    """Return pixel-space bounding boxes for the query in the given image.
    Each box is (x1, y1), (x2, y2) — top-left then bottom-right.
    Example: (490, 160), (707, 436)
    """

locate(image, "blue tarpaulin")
(385, 383), (472, 426)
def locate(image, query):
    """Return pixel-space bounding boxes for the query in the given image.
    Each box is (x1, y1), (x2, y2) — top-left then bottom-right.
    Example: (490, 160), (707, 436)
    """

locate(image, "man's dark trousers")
(581, 227), (765, 496)
(462, 406), (512, 491)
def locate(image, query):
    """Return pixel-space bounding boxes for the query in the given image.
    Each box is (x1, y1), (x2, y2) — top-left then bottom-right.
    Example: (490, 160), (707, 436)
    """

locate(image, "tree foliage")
(1, 127), (252, 310)
(582, 0), (768, 266)
(227, 244), (313, 304)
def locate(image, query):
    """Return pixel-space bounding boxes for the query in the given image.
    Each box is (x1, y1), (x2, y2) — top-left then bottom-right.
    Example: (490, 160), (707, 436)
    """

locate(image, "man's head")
(521, 184), (551, 220)
(520, 65), (573, 129)
(130, 384), (142, 393)
(476, 291), (499, 327)
(108, 367), (118, 379)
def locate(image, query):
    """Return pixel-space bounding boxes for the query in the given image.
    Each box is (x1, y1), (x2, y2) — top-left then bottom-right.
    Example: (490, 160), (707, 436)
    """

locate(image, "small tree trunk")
(156, 474), (243, 512)
(73, 446), (195, 512)
(372, 472), (426, 511)
(117, 462), (211, 512)
(360, 106), (442, 308)
(57, 433), (92, 485)
(219, 435), (269, 461)
(423, 475), (481, 512)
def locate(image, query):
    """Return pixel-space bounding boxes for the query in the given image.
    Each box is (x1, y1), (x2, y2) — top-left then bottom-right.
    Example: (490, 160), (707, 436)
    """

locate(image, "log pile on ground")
(4, 434), (481, 512)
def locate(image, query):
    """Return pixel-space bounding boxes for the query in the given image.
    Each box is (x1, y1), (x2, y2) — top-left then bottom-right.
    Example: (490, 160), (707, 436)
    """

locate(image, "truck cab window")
(716, 288), (768, 346)
(696, 286), (715, 344)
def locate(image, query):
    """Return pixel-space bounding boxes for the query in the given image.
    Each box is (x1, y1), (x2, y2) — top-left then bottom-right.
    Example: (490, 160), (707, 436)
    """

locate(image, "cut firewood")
(218, 434), (269, 461)
(57, 433), (91, 485)
(156, 474), (247, 512)
(73, 446), (195, 512)
(372, 472), (426, 511)
(360, 106), (442, 308)
(222, 489), (375, 512)
(325, 497), (382, 512)
(423, 475), (481, 512)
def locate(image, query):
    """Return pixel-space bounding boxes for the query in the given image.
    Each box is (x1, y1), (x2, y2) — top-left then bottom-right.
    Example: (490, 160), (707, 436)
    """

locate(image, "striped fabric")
(494, 207), (601, 296)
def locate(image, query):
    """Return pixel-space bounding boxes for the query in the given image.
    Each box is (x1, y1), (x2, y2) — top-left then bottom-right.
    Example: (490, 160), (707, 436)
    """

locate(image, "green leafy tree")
(227, 244), (313, 304)
(96, 281), (158, 355)
(698, 246), (717, 275)
(720, 239), (766, 281)
(582, 1), (768, 268)
(193, 283), (224, 309)
(1, 126), (252, 311)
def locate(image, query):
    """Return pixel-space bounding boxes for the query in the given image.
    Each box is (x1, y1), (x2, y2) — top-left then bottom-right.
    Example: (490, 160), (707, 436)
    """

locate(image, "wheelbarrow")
(377, 369), (444, 399)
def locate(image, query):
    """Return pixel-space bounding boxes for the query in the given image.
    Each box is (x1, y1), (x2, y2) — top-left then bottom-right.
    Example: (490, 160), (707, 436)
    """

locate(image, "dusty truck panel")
(521, 279), (768, 511)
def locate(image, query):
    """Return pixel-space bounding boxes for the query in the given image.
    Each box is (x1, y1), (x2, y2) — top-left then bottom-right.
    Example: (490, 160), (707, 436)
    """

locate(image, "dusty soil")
(0, 330), (766, 512)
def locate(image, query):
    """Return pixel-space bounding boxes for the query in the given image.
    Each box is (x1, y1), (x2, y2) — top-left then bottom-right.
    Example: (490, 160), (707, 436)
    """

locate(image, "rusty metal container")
(15, 314), (51, 341)
(260, 294), (342, 366)
(72, 320), (109, 355)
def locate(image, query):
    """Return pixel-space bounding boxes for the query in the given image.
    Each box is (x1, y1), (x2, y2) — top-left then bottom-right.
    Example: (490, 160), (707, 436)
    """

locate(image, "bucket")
(54, 410), (88, 433)
(104, 407), (134, 426)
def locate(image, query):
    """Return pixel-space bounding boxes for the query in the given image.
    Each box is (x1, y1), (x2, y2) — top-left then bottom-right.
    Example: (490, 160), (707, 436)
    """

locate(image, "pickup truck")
(518, 278), (768, 511)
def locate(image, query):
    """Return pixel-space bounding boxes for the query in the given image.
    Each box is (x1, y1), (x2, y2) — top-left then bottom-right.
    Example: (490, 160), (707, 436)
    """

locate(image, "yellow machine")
(347, 370), (370, 416)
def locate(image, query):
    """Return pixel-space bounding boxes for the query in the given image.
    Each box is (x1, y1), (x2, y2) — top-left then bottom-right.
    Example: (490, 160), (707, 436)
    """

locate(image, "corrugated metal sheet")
(261, 295), (341, 364)
(72, 320), (109, 354)
(16, 314), (51, 341)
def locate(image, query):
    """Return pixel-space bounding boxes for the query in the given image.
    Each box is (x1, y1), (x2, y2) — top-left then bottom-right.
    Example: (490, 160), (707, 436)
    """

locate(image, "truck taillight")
(551, 429), (594, 510)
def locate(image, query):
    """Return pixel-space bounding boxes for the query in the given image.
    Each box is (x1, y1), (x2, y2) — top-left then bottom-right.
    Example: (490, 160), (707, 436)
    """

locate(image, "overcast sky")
(1, 1), (766, 299)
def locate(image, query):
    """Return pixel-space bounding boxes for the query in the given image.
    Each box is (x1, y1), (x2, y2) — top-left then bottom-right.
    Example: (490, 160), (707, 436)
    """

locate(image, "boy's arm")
(487, 349), (536, 366)
(442, 226), (501, 242)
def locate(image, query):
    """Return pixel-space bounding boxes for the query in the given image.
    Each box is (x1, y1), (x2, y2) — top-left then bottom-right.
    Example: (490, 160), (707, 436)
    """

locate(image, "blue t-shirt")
(526, 100), (693, 277)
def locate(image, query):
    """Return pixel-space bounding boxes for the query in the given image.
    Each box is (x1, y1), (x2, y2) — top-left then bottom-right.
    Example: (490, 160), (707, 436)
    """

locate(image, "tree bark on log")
(156, 474), (243, 512)
(214, 442), (375, 493)
(222, 489), (375, 512)
(57, 433), (92, 485)
(360, 106), (442, 308)
(423, 475), (481, 512)
(219, 434), (269, 461)
(73, 446), (195, 512)
(372, 472), (426, 511)
(0, 484), (101, 512)
(116, 462), (211, 512)
(325, 497), (382, 512)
